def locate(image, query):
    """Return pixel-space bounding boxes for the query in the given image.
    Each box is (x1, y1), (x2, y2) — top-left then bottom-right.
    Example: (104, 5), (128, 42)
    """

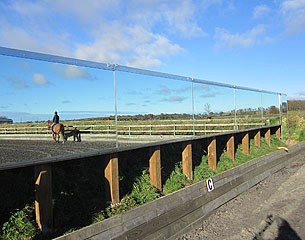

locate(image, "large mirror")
(193, 83), (235, 134)
(0, 54), (116, 163)
(116, 71), (192, 147)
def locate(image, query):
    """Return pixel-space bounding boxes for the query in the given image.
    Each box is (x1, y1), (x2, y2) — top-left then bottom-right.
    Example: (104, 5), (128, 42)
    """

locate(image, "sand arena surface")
(0, 139), (118, 164)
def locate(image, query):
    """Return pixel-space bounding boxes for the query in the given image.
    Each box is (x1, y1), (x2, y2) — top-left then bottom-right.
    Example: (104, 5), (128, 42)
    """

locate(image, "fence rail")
(0, 122), (267, 136)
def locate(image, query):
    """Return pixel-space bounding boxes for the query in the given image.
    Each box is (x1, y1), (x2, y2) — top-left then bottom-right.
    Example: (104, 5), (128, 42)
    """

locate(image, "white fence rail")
(0, 122), (266, 136)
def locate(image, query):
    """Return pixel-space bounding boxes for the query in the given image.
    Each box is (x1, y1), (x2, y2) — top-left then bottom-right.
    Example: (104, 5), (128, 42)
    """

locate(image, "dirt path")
(178, 152), (305, 240)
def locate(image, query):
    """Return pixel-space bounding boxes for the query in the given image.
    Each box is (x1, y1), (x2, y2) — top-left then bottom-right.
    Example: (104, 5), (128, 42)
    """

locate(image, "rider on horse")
(48, 112), (65, 143)
(52, 111), (60, 131)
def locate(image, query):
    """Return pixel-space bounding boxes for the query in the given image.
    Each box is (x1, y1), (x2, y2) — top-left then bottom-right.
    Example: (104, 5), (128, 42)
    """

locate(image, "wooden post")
(105, 153), (120, 204)
(35, 164), (53, 235)
(149, 146), (162, 191)
(265, 129), (271, 146)
(276, 127), (281, 138)
(254, 130), (261, 147)
(242, 132), (249, 155)
(182, 143), (193, 180)
(208, 138), (217, 171)
(227, 135), (235, 161)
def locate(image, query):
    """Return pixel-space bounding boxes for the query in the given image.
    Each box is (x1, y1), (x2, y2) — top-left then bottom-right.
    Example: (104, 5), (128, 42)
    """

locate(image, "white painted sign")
(206, 178), (215, 192)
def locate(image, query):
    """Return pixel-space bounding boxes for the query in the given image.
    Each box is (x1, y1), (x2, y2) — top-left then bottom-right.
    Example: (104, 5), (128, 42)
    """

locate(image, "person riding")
(52, 111), (60, 132)
(53, 111), (59, 124)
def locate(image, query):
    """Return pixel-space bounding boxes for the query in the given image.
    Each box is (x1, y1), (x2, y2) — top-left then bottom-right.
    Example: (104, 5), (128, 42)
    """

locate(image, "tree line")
(287, 100), (305, 111)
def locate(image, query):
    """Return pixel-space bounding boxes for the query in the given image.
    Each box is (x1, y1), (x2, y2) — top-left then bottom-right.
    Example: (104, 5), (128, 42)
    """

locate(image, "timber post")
(208, 138), (217, 171)
(242, 132), (250, 155)
(254, 130), (261, 147)
(149, 146), (162, 191)
(276, 126), (281, 138)
(265, 129), (271, 146)
(105, 153), (120, 204)
(34, 164), (53, 236)
(182, 142), (193, 180)
(227, 135), (235, 160)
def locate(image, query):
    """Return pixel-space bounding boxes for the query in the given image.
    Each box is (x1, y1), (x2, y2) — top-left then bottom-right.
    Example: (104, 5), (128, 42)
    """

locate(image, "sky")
(0, 0), (304, 122)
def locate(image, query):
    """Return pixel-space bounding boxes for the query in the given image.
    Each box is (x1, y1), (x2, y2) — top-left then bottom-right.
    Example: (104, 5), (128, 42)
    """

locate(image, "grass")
(0, 115), (280, 135)
(1, 204), (38, 240)
(91, 135), (286, 228)
(92, 170), (161, 223)
(216, 136), (286, 174)
(163, 162), (190, 194)
(193, 156), (216, 182)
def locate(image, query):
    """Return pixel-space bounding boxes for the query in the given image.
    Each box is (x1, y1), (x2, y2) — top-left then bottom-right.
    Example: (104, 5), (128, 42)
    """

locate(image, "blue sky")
(0, 0), (303, 122)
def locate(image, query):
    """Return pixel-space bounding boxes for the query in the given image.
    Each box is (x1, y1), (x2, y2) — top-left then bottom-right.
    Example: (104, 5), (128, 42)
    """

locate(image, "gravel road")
(177, 150), (305, 240)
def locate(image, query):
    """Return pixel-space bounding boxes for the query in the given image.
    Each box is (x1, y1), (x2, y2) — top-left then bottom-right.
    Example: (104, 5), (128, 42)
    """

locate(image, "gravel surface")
(0, 139), (118, 164)
(177, 152), (305, 240)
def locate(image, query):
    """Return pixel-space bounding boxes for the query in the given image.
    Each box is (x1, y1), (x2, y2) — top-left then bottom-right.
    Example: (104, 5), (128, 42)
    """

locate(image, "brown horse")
(47, 120), (65, 143)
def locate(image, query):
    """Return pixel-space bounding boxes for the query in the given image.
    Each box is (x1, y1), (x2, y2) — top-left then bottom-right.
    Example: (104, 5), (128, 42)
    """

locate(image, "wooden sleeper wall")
(34, 125), (281, 236)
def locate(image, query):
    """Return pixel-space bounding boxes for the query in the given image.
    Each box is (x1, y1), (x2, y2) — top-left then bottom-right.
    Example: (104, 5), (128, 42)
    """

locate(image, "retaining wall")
(0, 125), (282, 238)
(55, 139), (305, 240)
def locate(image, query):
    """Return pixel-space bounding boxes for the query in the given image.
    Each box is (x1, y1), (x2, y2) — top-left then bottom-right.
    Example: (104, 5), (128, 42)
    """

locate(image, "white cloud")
(127, 57), (162, 69)
(163, 0), (206, 38)
(0, 16), (71, 56)
(201, 93), (216, 98)
(253, 5), (270, 19)
(6, 0), (117, 25)
(126, 0), (205, 38)
(75, 25), (183, 68)
(130, 34), (183, 66)
(162, 96), (187, 103)
(168, 96), (187, 102)
(33, 73), (48, 86)
(157, 85), (172, 95)
(50, 0), (118, 25)
(280, 0), (305, 34)
(0, 0), (195, 68)
(281, 0), (305, 10)
(62, 65), (93, 80)
(1, 0), (212, 68)
(8, 0), (45, 16)
(214, 25), (267, 49)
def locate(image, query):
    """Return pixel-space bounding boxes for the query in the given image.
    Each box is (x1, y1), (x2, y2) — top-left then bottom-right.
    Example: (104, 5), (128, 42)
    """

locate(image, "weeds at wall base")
(0, 135), (289, 239)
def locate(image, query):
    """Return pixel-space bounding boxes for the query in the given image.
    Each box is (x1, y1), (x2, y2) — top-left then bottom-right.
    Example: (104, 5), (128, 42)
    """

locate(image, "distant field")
(0, 115), (281, 136)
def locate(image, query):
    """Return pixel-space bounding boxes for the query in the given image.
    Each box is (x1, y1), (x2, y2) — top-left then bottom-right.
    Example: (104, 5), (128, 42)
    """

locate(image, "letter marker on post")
(206, 177), (215, 192)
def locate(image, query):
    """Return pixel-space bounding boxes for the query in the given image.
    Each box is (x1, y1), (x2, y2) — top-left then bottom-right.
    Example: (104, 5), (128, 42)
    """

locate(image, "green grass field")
(0, 114), (281, 136)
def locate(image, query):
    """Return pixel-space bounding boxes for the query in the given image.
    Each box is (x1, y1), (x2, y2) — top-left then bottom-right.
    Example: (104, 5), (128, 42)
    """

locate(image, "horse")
(47, 120), (65, 143)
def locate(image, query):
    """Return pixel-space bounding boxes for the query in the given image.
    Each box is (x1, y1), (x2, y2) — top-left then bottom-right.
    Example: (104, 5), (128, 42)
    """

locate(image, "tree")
(204, 103), (211, 115)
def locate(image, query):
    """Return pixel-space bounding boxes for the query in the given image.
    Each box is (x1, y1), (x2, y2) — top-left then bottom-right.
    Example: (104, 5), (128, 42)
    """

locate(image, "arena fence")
(57, 130), (302, 240)
(0, 47), (287, 239)
(0, 125), (280, 238)
(0, 46), (286, 149)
